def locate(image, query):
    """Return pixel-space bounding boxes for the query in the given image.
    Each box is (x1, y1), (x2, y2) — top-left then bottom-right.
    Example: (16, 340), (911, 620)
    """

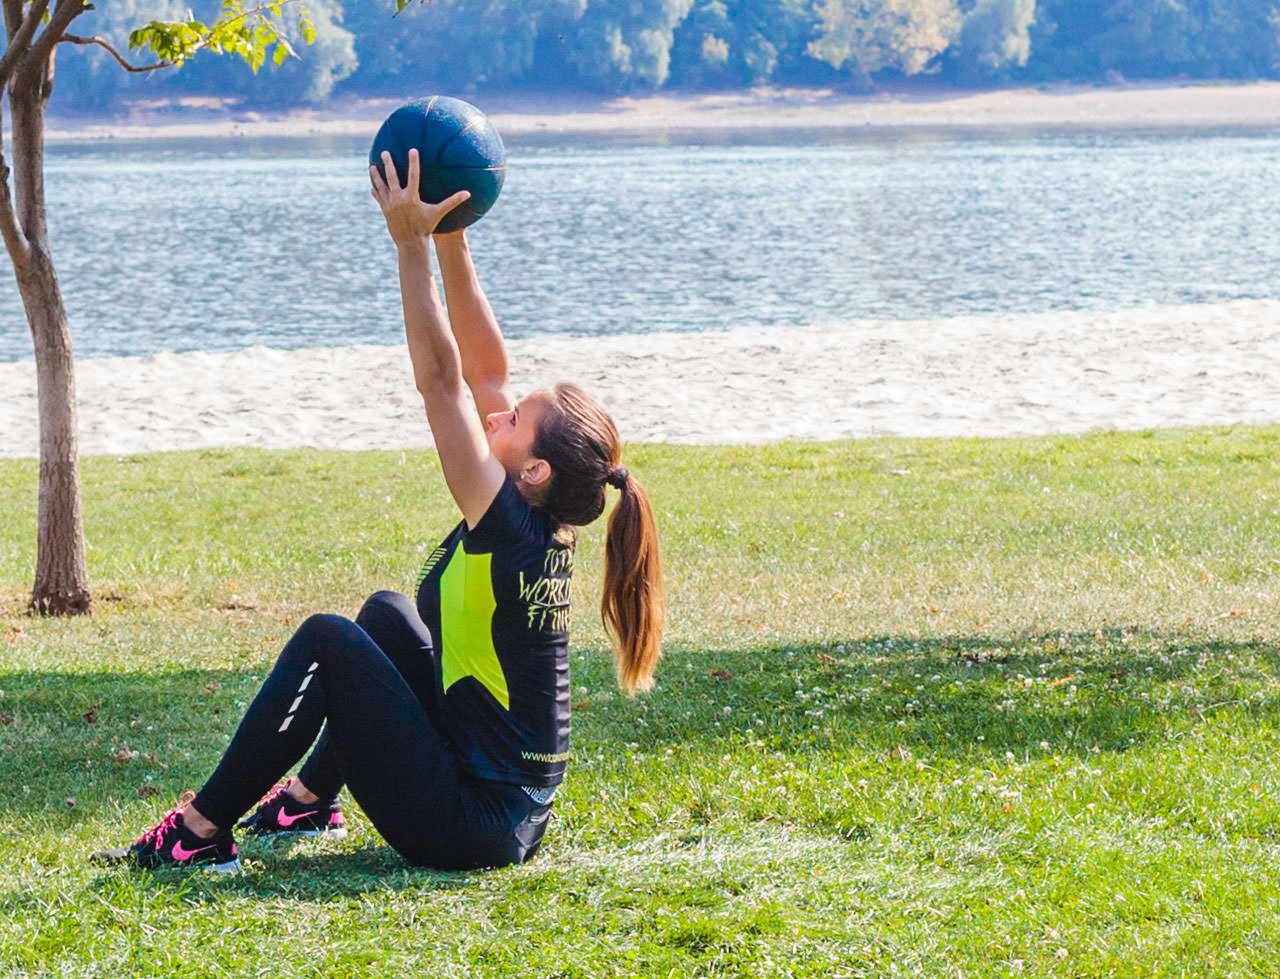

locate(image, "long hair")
(531, 383), (664, 695)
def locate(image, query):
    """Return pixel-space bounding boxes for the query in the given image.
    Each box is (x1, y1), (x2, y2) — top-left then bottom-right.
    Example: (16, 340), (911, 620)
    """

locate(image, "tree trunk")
(7, 42), (91, 615)
(22, 252), (90, 615)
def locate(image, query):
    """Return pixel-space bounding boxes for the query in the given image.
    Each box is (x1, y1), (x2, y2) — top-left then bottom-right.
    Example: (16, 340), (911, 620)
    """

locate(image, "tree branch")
(3, 0), (25, 41)
(23, 0), (90, 79)
(61, 34), (171, 73)
(0, 0), (49, 85)
(0, 102), (30, 269)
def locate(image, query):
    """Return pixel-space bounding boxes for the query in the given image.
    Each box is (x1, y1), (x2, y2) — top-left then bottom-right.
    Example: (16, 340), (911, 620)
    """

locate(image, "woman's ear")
(521, 457), (551, 489)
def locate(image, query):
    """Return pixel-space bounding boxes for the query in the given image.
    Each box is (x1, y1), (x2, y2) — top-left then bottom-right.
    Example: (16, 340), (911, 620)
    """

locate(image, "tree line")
(59, 0), (1280, 110)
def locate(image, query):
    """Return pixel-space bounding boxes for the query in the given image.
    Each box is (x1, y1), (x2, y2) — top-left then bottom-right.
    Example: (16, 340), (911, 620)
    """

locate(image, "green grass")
(3, 427), (1280, 977)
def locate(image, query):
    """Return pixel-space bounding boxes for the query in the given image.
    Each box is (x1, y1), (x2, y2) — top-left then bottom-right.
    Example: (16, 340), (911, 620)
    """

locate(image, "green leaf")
(123, 0), (319, 72)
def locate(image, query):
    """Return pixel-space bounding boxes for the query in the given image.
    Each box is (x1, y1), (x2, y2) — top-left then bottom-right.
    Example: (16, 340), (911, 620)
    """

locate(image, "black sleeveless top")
(416, 477), (573, 787)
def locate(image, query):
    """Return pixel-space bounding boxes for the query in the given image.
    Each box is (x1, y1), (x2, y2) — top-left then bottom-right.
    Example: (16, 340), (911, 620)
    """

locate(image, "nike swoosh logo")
(170, 840), (215, 861)
(277, 808), (319, 827)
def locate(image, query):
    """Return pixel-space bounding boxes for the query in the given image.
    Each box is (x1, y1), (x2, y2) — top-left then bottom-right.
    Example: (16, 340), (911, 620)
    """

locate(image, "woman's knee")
(355, 592), (428, 655)
(288, 613), (369, 664)
(356, 590), (415, 627)
(297, 612), (357, 640)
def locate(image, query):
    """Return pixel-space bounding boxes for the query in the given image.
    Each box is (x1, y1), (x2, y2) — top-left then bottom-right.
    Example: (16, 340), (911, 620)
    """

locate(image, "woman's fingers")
(370, 150), (410, 205)
(371, 151), (471, 236)
(405, 147), (420, 193)
(381, 149), (403, 191)
(434, 189), (472, 218)
(370, 152), (398, 210)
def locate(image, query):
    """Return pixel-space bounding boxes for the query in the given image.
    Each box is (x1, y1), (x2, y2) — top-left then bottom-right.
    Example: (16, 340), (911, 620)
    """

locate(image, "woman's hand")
(370, 149), (470, 245)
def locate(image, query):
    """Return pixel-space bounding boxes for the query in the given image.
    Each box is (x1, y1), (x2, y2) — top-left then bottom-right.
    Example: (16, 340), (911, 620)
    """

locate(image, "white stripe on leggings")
(277, 660), (318, 733)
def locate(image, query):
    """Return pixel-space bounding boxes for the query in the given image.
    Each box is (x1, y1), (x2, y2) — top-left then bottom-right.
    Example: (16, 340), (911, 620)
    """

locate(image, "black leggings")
(192, 591), (551, 870)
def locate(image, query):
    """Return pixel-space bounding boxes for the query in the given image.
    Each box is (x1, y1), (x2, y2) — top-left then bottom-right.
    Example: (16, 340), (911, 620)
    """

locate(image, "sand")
(7, 84), (1277, 458)
(46, 81), (1280, 143)
(2, 300), (1279, 458)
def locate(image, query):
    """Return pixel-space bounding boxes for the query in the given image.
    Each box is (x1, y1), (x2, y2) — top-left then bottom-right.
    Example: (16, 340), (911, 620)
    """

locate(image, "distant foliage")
(1026, 0), (1280, 81)
(668, 0), (821, 87)
(808, 0), (962, 87)
(51, 0), (1280, 110)
(954, 0), (1036, 81)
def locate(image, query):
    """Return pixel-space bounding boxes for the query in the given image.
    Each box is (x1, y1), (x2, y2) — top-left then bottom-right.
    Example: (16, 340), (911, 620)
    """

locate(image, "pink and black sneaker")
(237, 778), (347, 838)
(94, 791), (241, 874)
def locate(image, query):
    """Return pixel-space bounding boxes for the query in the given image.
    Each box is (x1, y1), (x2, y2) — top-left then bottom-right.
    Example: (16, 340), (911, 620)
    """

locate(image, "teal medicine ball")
(369, 96), (506, 234)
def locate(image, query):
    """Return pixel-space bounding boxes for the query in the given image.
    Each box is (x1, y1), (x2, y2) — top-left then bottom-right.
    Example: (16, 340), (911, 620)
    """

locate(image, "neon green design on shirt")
(439, 546), (509, 710)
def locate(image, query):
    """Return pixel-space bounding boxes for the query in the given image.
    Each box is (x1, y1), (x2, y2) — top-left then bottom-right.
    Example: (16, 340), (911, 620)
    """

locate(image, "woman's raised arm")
(370, 149), (506, 528)
(433, 229), (515, 419)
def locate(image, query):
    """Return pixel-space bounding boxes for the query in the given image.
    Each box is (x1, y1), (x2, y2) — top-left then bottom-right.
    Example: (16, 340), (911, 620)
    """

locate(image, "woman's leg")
(294, 591), (443, 799)
(114, 609), (539, 870)
(191, 612), (458, 836)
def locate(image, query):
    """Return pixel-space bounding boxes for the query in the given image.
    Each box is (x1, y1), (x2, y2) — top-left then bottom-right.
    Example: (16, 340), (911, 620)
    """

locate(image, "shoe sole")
(297, 827), (347, 839)
(241, 825), (348, 839)
(92, 853), (243, 874)
(271, 827), (348, 839)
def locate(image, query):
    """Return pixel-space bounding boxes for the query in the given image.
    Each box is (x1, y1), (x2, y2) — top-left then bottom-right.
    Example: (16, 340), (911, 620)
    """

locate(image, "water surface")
(2, 128), (1277, 362)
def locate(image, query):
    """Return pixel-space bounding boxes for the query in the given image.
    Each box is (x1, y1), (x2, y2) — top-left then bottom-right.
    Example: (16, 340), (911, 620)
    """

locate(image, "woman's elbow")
(462, 363), (508, 393)
(414, 365), (463, 399)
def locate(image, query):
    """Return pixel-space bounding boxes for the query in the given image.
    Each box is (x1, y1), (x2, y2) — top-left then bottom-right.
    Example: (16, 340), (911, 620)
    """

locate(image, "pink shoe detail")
(276, 807), (320, 828)
(170, 839), (217, 862)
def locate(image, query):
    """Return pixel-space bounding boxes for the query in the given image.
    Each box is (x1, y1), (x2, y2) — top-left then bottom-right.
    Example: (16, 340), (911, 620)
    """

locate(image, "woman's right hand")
(370, 149), (470, 245)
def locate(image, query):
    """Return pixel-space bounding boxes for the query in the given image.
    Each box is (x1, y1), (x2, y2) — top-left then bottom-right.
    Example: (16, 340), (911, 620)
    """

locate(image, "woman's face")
(485, 391), (549, 481)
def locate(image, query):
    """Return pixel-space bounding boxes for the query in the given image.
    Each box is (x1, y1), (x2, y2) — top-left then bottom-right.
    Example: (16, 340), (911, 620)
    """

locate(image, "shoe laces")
(138, 790), (196, 848)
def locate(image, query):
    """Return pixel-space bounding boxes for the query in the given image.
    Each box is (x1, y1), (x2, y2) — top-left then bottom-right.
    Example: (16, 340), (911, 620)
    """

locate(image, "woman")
(95, 150), (663, 873)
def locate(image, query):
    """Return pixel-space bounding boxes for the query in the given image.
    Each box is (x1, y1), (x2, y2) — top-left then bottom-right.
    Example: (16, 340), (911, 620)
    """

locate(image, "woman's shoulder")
(467, 476), (563, 551)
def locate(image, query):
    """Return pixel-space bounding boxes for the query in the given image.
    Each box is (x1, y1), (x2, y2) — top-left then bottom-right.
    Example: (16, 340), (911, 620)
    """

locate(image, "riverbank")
(2, 300), (1279, 457)
(20, 83), (1280, 457)
(45, 81), (1280, 143)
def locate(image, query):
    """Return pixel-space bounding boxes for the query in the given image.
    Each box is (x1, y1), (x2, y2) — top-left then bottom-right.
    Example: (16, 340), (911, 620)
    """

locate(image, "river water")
(2, 127), (1278, 363)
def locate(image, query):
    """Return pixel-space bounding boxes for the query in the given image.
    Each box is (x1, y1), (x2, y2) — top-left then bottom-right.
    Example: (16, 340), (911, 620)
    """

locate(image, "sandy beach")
(46, 81), (1280, 142)
(2, 300), (1279, 457)
(9, 84), (1277, 457)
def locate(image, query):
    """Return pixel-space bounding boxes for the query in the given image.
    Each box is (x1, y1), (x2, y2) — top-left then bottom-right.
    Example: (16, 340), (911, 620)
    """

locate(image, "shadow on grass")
(78, 845), (488, 902)
(583, 629), (1280, 759)
(5, 631), (1278, 799)
(3, 629), (1279, 892)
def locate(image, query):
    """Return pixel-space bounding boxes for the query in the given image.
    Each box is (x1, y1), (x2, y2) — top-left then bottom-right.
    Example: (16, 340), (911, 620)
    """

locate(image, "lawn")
(2, 428), (1280, 977)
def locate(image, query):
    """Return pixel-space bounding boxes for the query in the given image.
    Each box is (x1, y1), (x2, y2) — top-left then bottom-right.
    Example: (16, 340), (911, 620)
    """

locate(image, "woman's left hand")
(370, 148), (471, 244)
